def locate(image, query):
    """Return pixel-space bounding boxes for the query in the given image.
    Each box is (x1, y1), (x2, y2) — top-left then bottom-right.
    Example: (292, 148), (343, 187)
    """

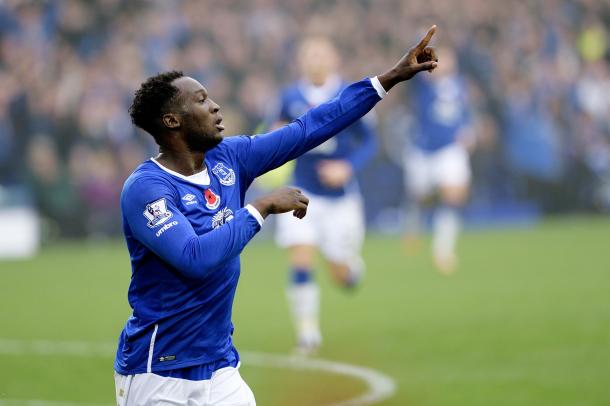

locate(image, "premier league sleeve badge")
(143, 198), (173, 228)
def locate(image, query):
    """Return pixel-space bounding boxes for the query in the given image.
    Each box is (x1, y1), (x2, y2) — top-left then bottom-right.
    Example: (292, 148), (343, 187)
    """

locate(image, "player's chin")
(210, 127), (224, 140)
(188, 134), (223, 151)
(207, 129), (224, 141)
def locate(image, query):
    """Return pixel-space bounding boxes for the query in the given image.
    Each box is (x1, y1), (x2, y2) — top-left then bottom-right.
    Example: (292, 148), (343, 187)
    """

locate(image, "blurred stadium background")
(0, 0), (608, 405)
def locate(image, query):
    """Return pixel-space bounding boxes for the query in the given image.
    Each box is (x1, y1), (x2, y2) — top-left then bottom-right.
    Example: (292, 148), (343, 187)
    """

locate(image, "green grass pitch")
(0, 216), (609, 405)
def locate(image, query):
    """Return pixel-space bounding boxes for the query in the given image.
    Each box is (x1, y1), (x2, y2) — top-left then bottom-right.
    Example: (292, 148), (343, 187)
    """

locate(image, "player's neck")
(155, 148), (206, 177)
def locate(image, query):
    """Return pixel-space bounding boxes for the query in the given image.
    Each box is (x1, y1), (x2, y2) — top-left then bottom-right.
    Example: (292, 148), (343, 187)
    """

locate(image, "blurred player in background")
(272, 37), (378, 354)
(404, 47), (474, 274)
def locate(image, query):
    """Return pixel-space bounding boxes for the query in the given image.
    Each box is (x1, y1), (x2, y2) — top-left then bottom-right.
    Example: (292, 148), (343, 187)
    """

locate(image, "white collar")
(151, 158), (210, 186)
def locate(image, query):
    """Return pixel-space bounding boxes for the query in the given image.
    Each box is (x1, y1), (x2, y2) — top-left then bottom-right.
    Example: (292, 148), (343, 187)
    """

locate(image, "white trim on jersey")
(151, 158), (211, 185)
(245, 204), (265, 226)
(146, 323), (158, 373)
(370, 76), (388, 99)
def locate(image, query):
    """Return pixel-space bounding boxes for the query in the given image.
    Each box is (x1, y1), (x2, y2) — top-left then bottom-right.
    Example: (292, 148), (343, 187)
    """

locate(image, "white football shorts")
(404, 142), (471, 199)
(275, 190), (365, 265)
(114, 365), (255, 406)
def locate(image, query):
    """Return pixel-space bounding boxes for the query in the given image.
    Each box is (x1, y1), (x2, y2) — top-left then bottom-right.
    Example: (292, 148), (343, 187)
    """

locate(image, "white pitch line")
(243, 352), (396, 406)
(0, 339), (395, 406)
(0, 339), (115, 358)
(0, 400), (111, 406)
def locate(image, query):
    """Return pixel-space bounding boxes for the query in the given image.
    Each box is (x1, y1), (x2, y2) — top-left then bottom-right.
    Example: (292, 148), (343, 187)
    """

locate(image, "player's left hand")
(378, 25), (438, 91)
(317, 159), (353, 188)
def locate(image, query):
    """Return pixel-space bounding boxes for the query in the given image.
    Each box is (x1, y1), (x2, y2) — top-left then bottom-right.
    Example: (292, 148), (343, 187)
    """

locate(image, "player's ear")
(162, 113), (181, 130)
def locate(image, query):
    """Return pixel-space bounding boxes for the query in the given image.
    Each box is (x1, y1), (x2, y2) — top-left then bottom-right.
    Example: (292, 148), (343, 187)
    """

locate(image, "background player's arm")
(317, 114), (379, 188)
(270, 89), (292, 130)
(457, 85), (477, 152)
(345, 116), (378, 172)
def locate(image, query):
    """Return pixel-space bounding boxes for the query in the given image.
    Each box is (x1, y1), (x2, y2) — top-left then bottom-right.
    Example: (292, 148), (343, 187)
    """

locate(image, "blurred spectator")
(0, 0), (608, 238)
(26, 136), (84, 237)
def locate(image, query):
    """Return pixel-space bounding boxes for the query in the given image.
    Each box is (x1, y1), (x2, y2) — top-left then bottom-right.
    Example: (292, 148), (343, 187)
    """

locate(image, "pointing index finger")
(416, 25), (437, 51)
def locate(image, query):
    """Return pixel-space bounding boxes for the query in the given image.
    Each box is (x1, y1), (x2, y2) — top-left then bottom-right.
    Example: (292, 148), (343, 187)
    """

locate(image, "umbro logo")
(182, 194), (198, 206)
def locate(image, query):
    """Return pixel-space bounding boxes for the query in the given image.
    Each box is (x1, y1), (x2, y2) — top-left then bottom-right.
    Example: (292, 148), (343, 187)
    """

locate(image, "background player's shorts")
(404, 142), (471, 199)
(114, 365), (255, 406)
(275, 190), (364, 265)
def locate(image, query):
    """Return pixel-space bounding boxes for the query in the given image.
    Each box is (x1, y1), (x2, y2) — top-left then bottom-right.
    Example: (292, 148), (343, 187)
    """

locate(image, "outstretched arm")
(232, 26), (439, 182)
(235, 78), (383, 182)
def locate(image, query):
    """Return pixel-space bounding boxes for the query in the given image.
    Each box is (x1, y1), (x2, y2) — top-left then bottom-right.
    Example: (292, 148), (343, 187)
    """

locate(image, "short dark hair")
(129, 70), (185, 138)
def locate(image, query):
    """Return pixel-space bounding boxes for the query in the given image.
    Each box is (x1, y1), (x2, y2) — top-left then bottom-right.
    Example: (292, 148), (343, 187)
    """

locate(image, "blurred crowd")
(0, 0), (608, 238)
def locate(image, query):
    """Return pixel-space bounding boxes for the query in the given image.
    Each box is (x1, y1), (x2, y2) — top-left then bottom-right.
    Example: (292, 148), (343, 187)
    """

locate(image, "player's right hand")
(250, 187), (309, 219)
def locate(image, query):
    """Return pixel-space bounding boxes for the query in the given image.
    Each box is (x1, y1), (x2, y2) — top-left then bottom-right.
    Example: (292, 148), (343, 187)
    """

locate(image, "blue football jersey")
(410, 74), (471, 152)
(277, 77), (377, 197)
(114, 78), (383, 376)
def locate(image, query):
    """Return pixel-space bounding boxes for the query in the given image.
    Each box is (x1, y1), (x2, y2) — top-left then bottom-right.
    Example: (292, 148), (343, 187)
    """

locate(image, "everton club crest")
(204, 188), (221, 210)
(212, 163), (235, 186)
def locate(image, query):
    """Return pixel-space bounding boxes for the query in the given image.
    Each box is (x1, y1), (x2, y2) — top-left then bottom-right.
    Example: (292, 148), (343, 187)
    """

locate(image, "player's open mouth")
(216, 117), (224, 131)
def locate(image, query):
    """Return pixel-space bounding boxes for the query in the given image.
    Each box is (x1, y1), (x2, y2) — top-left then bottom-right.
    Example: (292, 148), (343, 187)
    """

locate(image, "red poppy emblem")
(204, 189), (221, 210)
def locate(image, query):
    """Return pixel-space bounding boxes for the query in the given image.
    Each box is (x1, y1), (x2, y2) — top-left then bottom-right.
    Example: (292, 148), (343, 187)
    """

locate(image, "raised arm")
(235, 78), (384, 181)
(233, 26), (438, 182)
